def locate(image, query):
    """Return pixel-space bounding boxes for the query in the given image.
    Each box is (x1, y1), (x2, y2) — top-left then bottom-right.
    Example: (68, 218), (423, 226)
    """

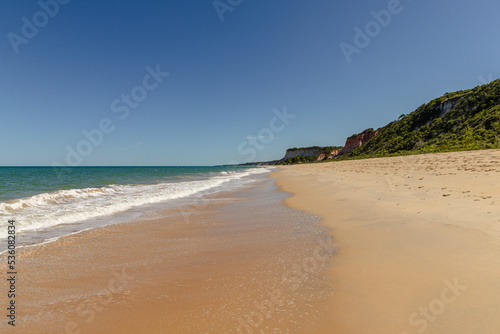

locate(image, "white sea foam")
(0, 167), (274, 240)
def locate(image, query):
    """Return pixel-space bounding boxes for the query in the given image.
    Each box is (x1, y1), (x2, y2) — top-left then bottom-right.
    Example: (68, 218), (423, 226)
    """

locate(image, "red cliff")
(336, 130), (380, 157)
(315, 130), (380, 161)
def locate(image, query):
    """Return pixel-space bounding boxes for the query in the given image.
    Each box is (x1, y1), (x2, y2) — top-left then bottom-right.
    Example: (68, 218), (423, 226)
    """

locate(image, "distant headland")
(231, 79), (500, 166)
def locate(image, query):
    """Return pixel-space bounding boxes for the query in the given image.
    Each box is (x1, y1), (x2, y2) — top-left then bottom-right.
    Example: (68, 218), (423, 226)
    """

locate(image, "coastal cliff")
(436, 97), (460, 117)
(281, 147), (326, 160)
(246, 130), (381, 166)
(275, 130), (381, 165)
(350, 79), (500, 157)
(338, 129), (380, 156)
(233, 79), (500, 166)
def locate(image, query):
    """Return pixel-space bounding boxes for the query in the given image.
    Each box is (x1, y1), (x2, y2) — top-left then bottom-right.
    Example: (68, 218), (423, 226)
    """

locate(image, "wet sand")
(274, 149), (500, 334)
(1, 175), (335, 333)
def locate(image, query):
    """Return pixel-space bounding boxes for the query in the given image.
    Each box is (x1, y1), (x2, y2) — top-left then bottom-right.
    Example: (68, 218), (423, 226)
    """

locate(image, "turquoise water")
(0, 166), (256, 202)
(0, 166), (273, 243)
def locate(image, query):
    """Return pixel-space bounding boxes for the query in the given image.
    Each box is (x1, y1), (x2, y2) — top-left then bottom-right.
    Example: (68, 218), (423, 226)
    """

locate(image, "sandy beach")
(274, 149), (500, 333)
(2, 150), (500, 333)
(3, 0), (500, 333)
(2, 174), (335, 333)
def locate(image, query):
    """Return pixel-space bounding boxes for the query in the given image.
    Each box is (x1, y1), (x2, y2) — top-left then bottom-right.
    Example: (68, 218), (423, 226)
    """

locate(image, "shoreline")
(0, 166), (274, 247)
(3, 149), (500, 332)
(272, 149), (500, 333)
(2, 172), (335, 333)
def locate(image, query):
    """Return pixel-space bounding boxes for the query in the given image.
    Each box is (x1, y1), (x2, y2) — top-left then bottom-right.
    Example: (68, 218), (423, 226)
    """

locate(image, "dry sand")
(3, 150), (500, 333)
(273, 149), (500, 334)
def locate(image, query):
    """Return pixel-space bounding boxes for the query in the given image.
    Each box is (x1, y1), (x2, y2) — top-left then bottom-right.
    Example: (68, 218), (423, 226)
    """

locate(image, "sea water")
(0, 166), (273, 246)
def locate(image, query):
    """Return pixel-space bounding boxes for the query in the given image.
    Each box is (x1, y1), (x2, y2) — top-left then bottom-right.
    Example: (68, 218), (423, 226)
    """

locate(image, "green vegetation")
(287, 146), (341, 154)
(278, 155), (320, 165)
(278, 146), (343, 165)
(348, 128), (375, 139)
(345, 79), (500, 159)
(277, 79), (500, 165)
(320, 146), (343, 154)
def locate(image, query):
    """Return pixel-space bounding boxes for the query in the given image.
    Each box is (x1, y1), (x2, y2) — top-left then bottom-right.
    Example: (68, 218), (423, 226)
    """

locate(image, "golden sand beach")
(3, 150), (500, 333)
(4, 176), (335, 333)
(274, 149), (500, 333)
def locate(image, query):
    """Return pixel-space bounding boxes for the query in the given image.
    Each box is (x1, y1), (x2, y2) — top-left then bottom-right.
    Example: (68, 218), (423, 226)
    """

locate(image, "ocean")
(0, 166), (273, 246)
(7, 166), (335, 333)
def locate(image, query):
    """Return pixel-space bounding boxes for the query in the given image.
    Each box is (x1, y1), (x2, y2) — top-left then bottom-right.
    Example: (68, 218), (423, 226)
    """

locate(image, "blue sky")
(1, 0), (499, 166)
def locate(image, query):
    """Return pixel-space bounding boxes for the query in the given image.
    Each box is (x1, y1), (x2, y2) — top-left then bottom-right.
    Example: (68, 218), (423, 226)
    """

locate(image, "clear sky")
(1, 0), (499, 166)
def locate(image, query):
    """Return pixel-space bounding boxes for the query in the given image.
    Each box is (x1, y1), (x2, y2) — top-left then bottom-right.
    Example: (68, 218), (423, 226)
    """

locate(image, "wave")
(0, 167), (273, 239)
